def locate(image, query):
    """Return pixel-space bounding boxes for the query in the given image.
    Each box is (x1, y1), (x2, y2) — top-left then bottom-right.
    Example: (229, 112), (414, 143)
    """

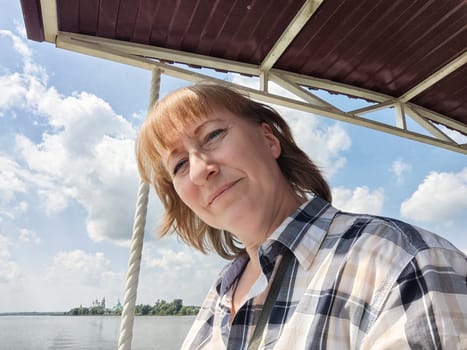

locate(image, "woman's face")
(161, 109), (289, 236)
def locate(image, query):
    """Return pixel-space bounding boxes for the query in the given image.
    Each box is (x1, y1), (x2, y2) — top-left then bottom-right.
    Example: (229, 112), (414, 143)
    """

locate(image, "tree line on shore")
(66, 298), (200, 316)
(134, 299), (200, 316)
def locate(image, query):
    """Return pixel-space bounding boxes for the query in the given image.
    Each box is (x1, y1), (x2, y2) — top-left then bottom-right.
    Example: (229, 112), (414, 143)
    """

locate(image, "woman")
(137, 83), (466, 349)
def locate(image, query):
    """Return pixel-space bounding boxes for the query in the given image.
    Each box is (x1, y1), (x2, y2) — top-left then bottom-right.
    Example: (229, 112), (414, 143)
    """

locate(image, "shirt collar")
(217, 254), (249, 297)
(265, 195), (338, 270)
(216, 195), (338, 296)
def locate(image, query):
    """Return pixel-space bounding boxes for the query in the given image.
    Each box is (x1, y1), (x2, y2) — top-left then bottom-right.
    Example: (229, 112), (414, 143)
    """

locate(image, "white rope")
(118, 68), (161, 350)
(117, 181), (149, 350)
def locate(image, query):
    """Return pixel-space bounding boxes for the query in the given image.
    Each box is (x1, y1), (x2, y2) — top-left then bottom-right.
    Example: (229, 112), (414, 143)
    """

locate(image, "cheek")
(173, 180), (198, 208)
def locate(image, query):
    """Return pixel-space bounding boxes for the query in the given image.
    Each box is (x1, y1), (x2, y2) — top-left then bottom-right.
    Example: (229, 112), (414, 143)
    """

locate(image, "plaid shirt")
(182, 196), (467, 349)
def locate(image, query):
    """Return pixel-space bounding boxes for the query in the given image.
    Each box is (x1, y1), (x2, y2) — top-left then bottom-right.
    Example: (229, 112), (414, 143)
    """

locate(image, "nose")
(189, 151), (219, 185)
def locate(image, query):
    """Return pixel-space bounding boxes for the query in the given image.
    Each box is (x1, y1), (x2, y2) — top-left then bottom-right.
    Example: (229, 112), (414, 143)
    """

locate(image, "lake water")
(0, 315), (195, 350)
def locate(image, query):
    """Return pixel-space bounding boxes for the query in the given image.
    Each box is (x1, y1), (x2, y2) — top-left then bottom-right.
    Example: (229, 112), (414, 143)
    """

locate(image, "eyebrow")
(165, 118), (224, 164)
(192, 118), (222, 136)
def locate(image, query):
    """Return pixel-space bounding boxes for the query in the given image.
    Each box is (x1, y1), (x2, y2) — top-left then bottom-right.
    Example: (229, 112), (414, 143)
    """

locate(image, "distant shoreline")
(0, 312), (65, 316)
(0, 312), (196, 317)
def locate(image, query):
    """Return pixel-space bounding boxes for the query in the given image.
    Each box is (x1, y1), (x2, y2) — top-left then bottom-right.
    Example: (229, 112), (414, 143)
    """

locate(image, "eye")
(173, 158), (188, 176)
(205, 128), (226, 143)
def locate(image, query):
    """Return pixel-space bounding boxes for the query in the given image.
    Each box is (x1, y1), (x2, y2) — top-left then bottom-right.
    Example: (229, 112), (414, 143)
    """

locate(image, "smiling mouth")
(208, 179), (241, 205)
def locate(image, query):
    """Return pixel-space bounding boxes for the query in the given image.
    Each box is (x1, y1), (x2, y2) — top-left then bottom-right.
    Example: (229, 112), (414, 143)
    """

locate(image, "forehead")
(166, 110), (236, 145)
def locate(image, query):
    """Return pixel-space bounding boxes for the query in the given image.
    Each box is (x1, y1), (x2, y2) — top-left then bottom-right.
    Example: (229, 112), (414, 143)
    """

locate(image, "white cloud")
(131, 110), (146, 121)
(0, 29), (46, 83)
(0, 235), (21, 283)
(332, 186), (384, 215)
(0, 73), (29, 110)
(391, 159), (411, 184)
(0, 29), (32, 61)
(401, 168), (467, 223)
(15, 201), (28, 212)
(288, 116), (350, 178)
(0, 235), (10, 258)
(33, 90), (135, 152)
(0, 260), (21, 283)
(37, 188), (71, 214)
(0, 154), (27, 203)
(18, 228), (40, 244)
(144, 248), (194, 271)
(48, 250), (112, 286)
(0, 30), (145, 243)
(13, 20), (27, 38)
(139, 241), (225, 305)
(0, 154), (31, 219)
(40, 100), (140, 243)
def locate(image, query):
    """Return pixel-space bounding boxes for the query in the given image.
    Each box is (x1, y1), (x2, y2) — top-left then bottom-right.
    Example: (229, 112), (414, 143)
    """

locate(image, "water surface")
(0, 315), (195, 350)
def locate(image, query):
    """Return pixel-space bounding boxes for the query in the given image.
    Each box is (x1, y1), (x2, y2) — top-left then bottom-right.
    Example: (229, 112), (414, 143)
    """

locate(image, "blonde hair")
(136, 83), (331, 259)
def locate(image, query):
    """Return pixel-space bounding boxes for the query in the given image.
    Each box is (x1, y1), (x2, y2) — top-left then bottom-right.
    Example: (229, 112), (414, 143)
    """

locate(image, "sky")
(0, 2), (466, 312)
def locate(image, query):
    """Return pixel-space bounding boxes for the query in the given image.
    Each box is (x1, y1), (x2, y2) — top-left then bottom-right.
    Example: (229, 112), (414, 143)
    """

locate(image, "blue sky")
(0, 2), (465, 312)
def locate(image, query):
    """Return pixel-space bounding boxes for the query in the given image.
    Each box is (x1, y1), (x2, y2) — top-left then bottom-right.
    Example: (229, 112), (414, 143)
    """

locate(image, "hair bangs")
(151, 84), (259, 151)
(150, 89), (215, 150)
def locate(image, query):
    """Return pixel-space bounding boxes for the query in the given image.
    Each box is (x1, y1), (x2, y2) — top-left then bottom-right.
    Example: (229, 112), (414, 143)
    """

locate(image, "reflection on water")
(0, 315), (195, 350)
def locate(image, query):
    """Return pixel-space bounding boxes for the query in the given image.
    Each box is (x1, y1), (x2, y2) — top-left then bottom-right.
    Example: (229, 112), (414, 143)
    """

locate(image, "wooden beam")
(399, 52), (467, 102)
(57, 32), (259, 76)
(405, 106), (453, 142)
(40, 0), (58, 43)
(395, 103), (406, 130)
(270, 72), (339, 111)
(260, 0), (324, 72)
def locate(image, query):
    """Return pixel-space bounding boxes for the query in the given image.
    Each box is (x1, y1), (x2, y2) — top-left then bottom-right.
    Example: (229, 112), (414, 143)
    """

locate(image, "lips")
(207, 179), (241, 206)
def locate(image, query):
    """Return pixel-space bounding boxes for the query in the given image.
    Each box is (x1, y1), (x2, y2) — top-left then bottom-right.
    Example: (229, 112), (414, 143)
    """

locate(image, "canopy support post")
(118, 68), (161, 350)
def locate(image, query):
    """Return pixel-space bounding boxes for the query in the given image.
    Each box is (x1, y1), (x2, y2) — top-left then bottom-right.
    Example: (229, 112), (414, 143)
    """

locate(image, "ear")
(261, 123), (281, 159)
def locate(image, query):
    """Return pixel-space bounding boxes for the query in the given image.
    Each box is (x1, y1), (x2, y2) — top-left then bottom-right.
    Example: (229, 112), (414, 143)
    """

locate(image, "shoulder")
(327, 213), (466, 331)
(330, 211), (463, 258)
(326, 212), (466, 302)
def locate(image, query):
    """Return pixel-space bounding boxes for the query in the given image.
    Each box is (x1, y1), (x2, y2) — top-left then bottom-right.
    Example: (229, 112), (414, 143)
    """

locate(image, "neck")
(238, 188), (305, 263)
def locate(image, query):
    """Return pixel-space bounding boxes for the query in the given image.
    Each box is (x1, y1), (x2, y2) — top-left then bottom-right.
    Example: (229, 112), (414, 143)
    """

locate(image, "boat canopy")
(20, 0), (467, 154)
